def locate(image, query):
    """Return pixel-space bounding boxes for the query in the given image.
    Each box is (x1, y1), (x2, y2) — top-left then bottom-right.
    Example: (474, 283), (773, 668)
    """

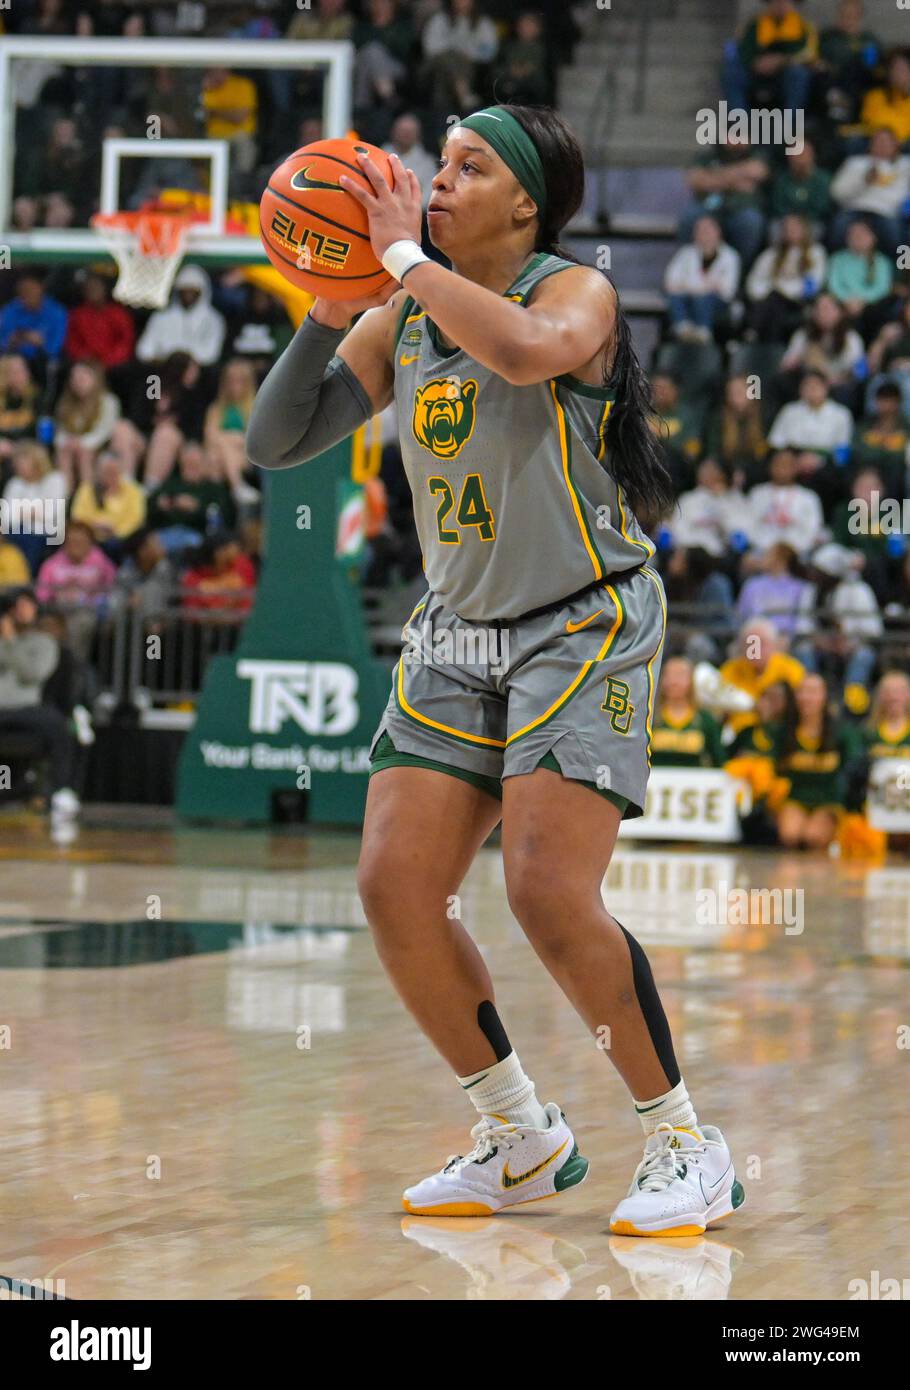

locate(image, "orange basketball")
(259, 138), (398, 301)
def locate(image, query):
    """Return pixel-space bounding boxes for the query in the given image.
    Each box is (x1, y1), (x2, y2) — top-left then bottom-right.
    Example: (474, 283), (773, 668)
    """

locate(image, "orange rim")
(92, 210), (193, 258)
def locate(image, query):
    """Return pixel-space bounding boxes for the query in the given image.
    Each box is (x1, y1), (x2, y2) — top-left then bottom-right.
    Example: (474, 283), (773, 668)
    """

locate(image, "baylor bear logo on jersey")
(602, 676), (634, 734)
(412, 376), (478, 460)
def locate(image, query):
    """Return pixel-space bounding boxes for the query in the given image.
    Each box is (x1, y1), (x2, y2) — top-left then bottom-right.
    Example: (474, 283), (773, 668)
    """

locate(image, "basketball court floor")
(1, 809), (907, 1301)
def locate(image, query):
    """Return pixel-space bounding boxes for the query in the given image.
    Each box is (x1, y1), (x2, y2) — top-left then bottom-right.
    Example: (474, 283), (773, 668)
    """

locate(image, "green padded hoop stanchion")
(175, 437), (392, 826)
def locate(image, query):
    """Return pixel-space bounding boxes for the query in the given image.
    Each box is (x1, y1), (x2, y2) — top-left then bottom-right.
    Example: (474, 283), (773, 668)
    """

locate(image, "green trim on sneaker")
(553, 1141), (589, 1192)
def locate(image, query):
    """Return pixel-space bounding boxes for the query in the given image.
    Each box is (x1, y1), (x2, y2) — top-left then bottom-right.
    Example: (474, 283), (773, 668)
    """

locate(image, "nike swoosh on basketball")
(565, 609), (603, 634)
(501, 1138), (568, 1189)
(399, 353), (420, 365)
(290, 165), (343, 192)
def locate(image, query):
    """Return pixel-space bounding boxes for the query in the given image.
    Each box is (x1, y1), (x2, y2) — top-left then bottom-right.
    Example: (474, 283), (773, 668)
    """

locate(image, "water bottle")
(886, 534), (906, 559)
(36, 416), (54, 446)
(802, 276), (817, 298)
(656, 526), (674, 551)
(833, 444), (852, 468)
(730, 529), (750, 554)
(853, 357), (869, 381)
(862, 43), (879, 68)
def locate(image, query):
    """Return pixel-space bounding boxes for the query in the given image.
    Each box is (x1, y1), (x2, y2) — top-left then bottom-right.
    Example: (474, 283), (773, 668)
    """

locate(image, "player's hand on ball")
(309, 279), (401, 327)
(339, 151), (423, 265)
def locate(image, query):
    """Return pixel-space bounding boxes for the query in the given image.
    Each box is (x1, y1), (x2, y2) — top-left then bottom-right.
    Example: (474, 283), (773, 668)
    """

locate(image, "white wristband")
(382, 238), (430, 283)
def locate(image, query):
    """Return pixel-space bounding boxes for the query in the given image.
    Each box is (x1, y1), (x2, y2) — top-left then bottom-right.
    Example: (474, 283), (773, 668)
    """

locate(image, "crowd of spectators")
(0, 0), (563, 821)
(652, 0), (910, 790)
(2, 0), (908, 850)
(0, 253), (271, 820)
(2, 0), (573, 231)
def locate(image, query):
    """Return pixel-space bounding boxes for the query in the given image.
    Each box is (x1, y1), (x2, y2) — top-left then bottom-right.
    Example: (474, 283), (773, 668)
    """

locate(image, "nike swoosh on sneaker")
(699, 1161), (733, 1202)
(565, 609), (603, 634)
(400, 354), (420, 365)
(501, 1138), (568, 1189)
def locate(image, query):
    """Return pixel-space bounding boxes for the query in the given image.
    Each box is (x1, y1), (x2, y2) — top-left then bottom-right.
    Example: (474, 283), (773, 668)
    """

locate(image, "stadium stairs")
(558, 0), (734, 360)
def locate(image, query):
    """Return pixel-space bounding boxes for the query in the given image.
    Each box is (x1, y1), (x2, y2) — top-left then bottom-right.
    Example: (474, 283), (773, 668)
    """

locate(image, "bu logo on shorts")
(602, 676), (634, 734)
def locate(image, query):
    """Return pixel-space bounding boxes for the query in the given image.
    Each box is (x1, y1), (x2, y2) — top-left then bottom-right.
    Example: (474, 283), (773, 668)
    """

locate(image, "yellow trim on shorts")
(397, 595), (507, 747)
(395, 660), (508, 748)
(506, 584), (623, 744)
(642, 566), (668, 767)
(548, 378), (605, 583)
(405, 309), (426, 324)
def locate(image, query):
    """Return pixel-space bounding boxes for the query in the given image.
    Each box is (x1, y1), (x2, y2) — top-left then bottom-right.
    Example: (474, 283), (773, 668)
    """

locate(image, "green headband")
(456, 106), (547, 220)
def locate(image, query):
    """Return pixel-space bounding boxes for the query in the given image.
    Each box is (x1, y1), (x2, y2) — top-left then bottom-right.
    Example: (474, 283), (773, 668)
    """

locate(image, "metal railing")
(6, 584), (906, 713)
(76, 588), (255, 708)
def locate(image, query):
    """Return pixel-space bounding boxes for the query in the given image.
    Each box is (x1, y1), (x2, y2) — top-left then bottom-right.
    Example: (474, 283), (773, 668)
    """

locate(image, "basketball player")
(248, 105), (744, 1236)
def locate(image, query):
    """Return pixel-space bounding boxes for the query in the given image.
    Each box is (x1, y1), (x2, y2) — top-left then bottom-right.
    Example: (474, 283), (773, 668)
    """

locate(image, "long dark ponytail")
(499, 103), (675, 528)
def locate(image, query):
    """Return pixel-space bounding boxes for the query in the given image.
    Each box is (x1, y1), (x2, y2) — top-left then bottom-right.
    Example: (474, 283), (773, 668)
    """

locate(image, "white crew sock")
(633, 1078), (699, 1136)
(457, 1051), (550, 1130)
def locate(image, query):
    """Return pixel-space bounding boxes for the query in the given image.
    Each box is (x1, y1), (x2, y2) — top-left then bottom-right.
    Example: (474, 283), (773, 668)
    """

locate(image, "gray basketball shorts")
(368, 564), (667, 818)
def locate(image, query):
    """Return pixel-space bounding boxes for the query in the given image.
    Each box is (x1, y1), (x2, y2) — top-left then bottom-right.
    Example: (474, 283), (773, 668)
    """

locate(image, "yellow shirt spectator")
(861, 88), (910, 145)
(0, 539), (30, 586)
(71, 478), (147, 539)
(203, 71), (258, 140)
(719, 650), (805, 735)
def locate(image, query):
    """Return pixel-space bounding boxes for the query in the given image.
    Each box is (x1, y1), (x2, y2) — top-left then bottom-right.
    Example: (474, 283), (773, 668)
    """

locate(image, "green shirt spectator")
(690, 145), (771, 216)
(849, 403), (909, 495)
(651, 706), (725, 767)
(727, 721), (780, 760)
(818, 20), (878, 79)
(770, 161), (832, 224)
(738, 5), (818, 70)
(649, 373), (704, 491)
(147, 471), (236, 535)
(773, 719), (864, 809)
(353, 7), (415, 65)
(827, 246), (893, 306)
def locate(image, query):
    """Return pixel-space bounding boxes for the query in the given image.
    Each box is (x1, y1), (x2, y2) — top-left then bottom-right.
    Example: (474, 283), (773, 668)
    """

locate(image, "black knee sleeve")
(616, 922), (680, 1090)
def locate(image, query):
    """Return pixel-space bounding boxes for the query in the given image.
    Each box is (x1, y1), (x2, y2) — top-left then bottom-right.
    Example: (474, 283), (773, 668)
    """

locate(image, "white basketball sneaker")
(609, 1122), (744, 1237)
(402, 1102), (589, 1217)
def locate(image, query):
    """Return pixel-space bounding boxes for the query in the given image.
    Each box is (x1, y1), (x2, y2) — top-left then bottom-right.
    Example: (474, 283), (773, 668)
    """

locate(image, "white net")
(92, 213), (192, 309)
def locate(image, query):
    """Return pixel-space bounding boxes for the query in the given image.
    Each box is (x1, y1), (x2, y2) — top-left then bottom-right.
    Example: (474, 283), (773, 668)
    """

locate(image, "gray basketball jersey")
(392, 251), (655, 621)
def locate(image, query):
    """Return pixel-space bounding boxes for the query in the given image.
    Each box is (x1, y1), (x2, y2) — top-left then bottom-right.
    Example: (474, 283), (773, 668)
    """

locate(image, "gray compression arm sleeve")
(246, 314), (374, 470)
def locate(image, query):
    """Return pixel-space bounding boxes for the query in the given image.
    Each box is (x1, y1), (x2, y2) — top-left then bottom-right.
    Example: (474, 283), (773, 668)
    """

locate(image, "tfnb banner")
(175, 437), (391, 826)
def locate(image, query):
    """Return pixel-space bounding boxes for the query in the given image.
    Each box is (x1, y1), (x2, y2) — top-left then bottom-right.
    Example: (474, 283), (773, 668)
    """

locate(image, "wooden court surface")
(1, 812), (907, 1301)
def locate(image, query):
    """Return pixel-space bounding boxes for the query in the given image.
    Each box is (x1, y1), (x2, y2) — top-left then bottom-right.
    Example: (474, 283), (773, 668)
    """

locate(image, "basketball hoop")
(92, 209), (195, 309)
